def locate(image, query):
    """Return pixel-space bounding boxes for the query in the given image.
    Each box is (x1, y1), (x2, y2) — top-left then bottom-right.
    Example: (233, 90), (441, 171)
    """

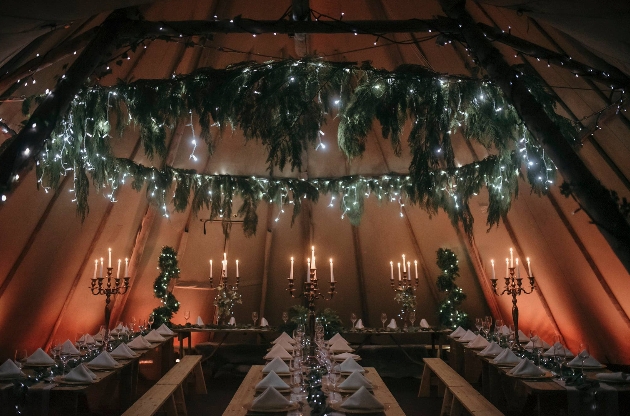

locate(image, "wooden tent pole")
(259, 204), (275, 319)
(350, 225), (370, 326)
(439, 0), (630, 275)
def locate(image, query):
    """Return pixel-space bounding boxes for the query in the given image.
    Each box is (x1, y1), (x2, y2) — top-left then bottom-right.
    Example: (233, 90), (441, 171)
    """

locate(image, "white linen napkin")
(156, 323), (175, 336)
(111, 343), (136, 359)
(256, 371), (290, 390)
(81, 364), (97, 380)
(517, 330), (530, 343)
(596, 372), (629, 382)
(387, 319), (397, 329)
(127, 336), (152, 350)
(0, 359), (23, 377)
(524, 336), (551, 350)
(339, 357), (365, 373)
(61, 340), (80, 355)
(229, 316), (236, 325)
(568, 352), (603, 367)
(499, 325), (510, 335)
(264, 344), (292, 360)
(459, 330), (477, 342)
(64, 365), (94, 383)
(144, 330), (166, 343)
(329, 339), (353, 353)
(467, 335), (490, 349)
(420, 319), (430, 329)
(450, 326), (466, 337)
(334, 352), (361, 361)
(260, 317), (269, 327)
(272, 332), (295, 344)
(79, 334), (96, 344)
(542, 342), (574, 358)
(196, 316), (204, 326)
(341, 386), (384, 411)
(479, 341), (504, 357)
(328, 333), (346, 344)
(93, 328), (105, 342)
(354, 319), (364, 329)
(251, 387), (290, 410)
(262, 357), (290, 374)
(492, 348), (521, 365)
(276, 339), (294, 352)
(338, 371), (372, 390)
(26, 348), (55, 365)
(89, 351), (119, 368)
(508, 358), (545, 376)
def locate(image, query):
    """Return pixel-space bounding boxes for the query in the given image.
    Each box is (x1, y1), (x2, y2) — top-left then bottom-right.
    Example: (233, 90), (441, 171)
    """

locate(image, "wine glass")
(552, 334), (562, 374)
(282, 311), (289, 324)
(328, 369), (341, 403)
(14, 349), (27, 368)
(350, 313), (357, 330)
(409, 311), (416, 329)
(184, 310), (190, 324)
(475, 318), (482, 334)
(578, 343), (589, 377)
(494, 319), (503, 341)
(381, 313), (387, 329)
(252, 311), (258, 326)
(148, 314), (155, 329)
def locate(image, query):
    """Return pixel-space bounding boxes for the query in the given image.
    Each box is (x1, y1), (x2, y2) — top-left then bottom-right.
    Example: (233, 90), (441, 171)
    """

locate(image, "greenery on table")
(394, 287), (417, 324)
(28, 58), (572, 237)
(151, 246), (181, 327)
(435, 248), (468, 329)
(281, 305), (343, 338)
(213, 283), (242, 324)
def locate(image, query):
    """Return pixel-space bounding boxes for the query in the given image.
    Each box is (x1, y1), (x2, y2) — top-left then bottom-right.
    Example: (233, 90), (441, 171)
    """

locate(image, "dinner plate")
(341, 369), (368, 375)
(507, 371), (553, 380)
(242, 402), (298, 413)
(567, 363), (606, 369)
(22, 362), (55, 367)
(53, 376), (96, 385)
(330, 403), (389, 414)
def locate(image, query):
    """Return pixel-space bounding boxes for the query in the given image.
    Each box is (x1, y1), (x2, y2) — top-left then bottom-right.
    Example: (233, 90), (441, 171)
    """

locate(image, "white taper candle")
(117, 259), (121, 278)
(290, 257), (294, 280)
(124, 258), (128, 277)
(390, 261), (394, 281)
(100, 258), (104, 278)
(108, 248), (112, 268)
(330, 258), (334, 282)
(93, 259), (98, 279)
(491, 259), (495, 279)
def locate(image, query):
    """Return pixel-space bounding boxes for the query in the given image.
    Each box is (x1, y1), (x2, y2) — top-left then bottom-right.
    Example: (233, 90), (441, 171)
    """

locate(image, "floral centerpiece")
(213, 283), (242, 325)
(394, 287), (417, 327)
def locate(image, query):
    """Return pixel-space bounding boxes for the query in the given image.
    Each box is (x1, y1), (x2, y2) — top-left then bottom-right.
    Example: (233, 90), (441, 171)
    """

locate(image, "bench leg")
(418, 365), (433, 397)
(450, 396), (463, 416)
(174, 385), (188, 416)
(441, 389), (453, 416)
(164, 394), (178, 416)
(437, 380), (446, 398)
(193, 362), (207, 394)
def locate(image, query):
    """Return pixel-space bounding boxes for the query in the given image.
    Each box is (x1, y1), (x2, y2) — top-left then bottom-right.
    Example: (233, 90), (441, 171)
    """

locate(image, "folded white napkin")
(275, 339), (294, 352)
(26, 348), (55, 365)
(492, 348), (521, 365)
(328, 333), (348, 344)
(89, 351), (119, 368)
(341, 386), (384, 410)
(263, 357), (290, 374)
(256, 371), (290, 390)
(420, 319), (430, 329)
(264, 344), (292, 360)
(196, 316), (204, 326)
(334, 353), (361, 361)
(61, 339), (80, 355)
(260, 317), (269, 327)
(93, 328), (105, 342)
(524, 336), (551, 350)
(499, 325), (510, 336)
(568, 352), (603, 367)
(0, 359), (23, 377)
(459, 330), (477, 342)
(450, 326), (466, 337)
(508, 358), (545, 376)
(64, 364), (94, 383)
(79, 334), (96, 344)
(81, 364), (97, 380)
(115, 323), (124, 331)
(251, 387), (290, 410)
(467, 335), (490, 349)
(596, 372), (629, 382)
(338, 371), (372, 390)
(229, 316), (236, 325)
(111, 343), (137, 359)
(127, 336), (152, 350)
(144, 330), (166, 343)
(542, 342), (574, 358)
(387, 319), (397, 329)
(354, 319), (364, 329)
(339, 357), (365, 373)
(517, 330), (530, 343)
(156, 323), (175, 336)
(330, 339), (353, 353)
(479, 341), (504, 357)
(272, 332), (295, 344)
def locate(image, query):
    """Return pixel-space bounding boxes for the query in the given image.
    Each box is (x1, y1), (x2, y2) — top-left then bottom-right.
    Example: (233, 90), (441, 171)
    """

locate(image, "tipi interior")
(1, 0), (630, 415)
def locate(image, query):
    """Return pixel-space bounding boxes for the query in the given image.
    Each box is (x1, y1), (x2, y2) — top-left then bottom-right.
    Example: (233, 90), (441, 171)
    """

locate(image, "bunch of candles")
(489, 248), (534, 279)
(208, 253), (239, 288)
(92, 248), (129, 279)
(289, 246), (335, 283)
(389, 254), (419, 282)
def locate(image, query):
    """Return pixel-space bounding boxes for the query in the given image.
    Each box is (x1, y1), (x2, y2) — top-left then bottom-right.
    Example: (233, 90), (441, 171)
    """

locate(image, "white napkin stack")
(339, 357), (365, 373)
(156, 324), (175, 336)
(64, 365), (94, 383)
(596, 372), (629, 382)
(334, 352), (361, 361)
(568, 352), (603, 368)
(79, 334), (96, 344)
(508, 358), (545, 376)
(272, 332), (295, 344)
(196, 316), (204, 326)
(260, 317), (269, 327)
(354, 319), (364, 329)
(387, 319), (398, 329)
(262, 357), (290, 374)
(459, 330), (477, 342)
(251, 387), (290, 410)
(329, 339), (353, 353)
(144, 330), (166, 343)
(228, 317), (236, 325)
(467, 335), (490, 349)
(275, 338), (294, 352)
(26, 348), (55, 365)
(341, 386), (384, 411)
(524, 336), (551, 350)
(264, 344), (292, 360)
(420, 319), (430, 329)
(89, 351), (119, 368)
(338, 371), (372, 390)
(492, 348), (521, 365)
(542, 342), (574, 358)
(256, 371), (290, 390)
(111, 343), (137, 359)
(450, 326), (466, 337)
(0, 359), (23, 377)
(127, 336), (152, 350)
(479, 341), (504, 357)
(62, 339), (80, 355)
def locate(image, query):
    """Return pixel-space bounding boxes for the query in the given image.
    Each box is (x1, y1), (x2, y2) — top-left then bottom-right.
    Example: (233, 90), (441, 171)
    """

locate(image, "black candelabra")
(90, 267), (130, 333)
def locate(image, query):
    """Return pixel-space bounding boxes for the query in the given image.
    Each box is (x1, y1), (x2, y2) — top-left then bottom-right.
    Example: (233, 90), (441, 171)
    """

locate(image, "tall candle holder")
(90, 267), (130, 335)
(490, 266), (535, 350)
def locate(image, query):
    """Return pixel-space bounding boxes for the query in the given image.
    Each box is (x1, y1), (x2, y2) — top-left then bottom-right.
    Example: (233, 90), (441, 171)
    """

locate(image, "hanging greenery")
(435, 248), (468, 329)
(151, 246), (181, 327)
(26, 58), (573, 236)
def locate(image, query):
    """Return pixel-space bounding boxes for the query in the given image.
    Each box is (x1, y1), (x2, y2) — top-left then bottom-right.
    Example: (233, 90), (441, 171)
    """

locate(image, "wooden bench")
(419, 358), (502, 416)
(122, 355), (207, 416)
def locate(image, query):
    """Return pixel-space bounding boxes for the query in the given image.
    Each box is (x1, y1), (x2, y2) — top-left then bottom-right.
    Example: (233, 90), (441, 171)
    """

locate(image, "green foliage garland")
(151, 246), (181, 327)
(213, 283), (242, 323)
(435, 248), (468, 329)
(284, 305), (342, 338)
(29, 59), (571, 235)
